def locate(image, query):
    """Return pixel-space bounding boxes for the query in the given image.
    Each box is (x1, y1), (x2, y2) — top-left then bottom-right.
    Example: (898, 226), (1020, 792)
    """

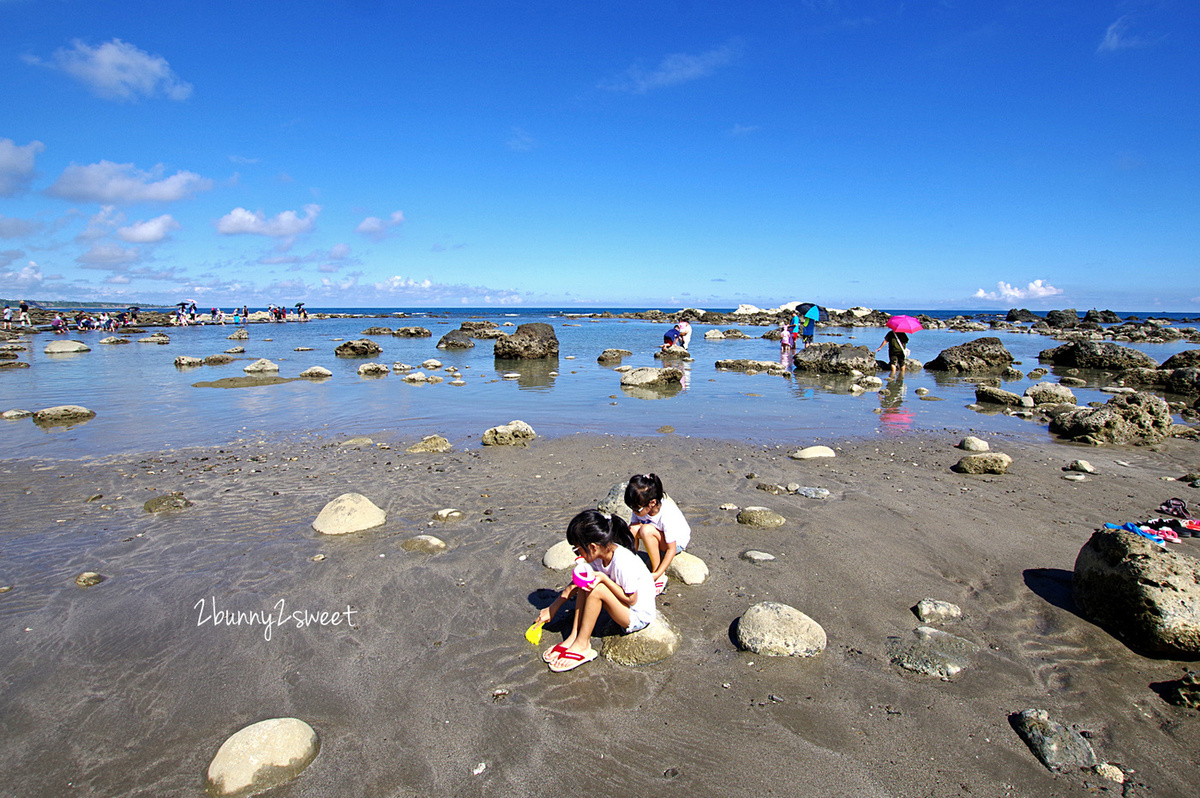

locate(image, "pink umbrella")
(886, 315), (923, 333)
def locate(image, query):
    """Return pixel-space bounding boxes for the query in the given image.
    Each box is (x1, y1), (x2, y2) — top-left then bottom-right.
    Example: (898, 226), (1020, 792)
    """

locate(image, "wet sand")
(1, 430), (1198, 797)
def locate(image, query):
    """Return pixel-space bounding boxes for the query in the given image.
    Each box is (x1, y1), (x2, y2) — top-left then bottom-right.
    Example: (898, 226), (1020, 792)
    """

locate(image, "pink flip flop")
(542, 644), (567, 664)
(548, 648), (598, 673)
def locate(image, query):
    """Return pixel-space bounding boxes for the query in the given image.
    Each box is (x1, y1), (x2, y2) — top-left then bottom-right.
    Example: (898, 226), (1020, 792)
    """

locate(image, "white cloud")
(355, 210), (405, 241)
(0, 139), (45, 196)
(0, 215), (41, 238)
(47, 161), (213, 204)
(973, 279), (1063, 303)
(372, 274), (524, 304)
(217, 204), (320, 238)
(1, 261), (45, 289)
(77, 242), (141, 267)
(117, 214), (180, 243)
(601, 43), (739, 94)
(0, 249), (25, 268)
(31, 38), (193, 101)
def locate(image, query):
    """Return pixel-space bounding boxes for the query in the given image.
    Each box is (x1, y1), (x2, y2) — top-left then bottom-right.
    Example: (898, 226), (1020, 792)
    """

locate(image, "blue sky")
(1, 1), (1197, 310)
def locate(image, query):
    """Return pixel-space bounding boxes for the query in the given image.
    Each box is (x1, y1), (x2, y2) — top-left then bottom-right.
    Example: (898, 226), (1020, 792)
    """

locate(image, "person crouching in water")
(625, 473), (692, 595)
(535, 510), (656, 673)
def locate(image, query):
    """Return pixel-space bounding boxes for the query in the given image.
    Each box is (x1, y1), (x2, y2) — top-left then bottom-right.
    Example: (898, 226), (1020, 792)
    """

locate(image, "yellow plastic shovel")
(524, 621), (544, 645)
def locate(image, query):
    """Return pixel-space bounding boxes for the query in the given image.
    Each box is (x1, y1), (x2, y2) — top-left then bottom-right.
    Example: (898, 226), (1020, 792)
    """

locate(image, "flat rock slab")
(602, 613), (680, 666)
(193, 376), (298, 389)
(736, 506), (786, 528)
(313, 493), (386, 535)
(1010, 708), (1097, 772)
(886, 626), (979, 680)
(736, 601), (826, 657)
(32, 405), (96, 427)
(44, 340), (91, 354)
(299, 366), (332, 378)
(206, 717), (319, 797)
(740, 550), (776, 563)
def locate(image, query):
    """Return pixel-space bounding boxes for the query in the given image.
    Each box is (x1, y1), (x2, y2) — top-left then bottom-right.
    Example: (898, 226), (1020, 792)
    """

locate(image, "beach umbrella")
(294, 302), (305, 308)
(886, 315), (923, 333)
(797, 302), (828, 322)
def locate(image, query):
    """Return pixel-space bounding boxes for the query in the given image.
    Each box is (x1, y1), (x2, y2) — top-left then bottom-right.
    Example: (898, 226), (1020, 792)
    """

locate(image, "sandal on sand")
(549, 648), (598, 673)
(654, 574), (668, 595)
(542, 644), (567, 664)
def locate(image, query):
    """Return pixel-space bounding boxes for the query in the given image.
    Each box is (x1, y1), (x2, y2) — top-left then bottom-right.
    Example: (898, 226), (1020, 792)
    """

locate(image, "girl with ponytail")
(534, 509), (657, 672)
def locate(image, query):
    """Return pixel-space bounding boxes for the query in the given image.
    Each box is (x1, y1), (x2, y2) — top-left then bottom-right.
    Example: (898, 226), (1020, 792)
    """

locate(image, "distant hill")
(0, 298), (170, 309)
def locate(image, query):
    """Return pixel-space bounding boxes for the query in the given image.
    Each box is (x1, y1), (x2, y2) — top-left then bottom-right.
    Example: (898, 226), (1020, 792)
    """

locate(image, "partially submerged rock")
(44, 340), (91, 354)
(620, 367), (683, 389)
(243, 358), (279, 374)
(1038, 340), (1158, 370)
(401, 534), (447, 553)
(144, 491), (193, 513)
(334, 339), (381, 358)
(406, 435), (452, 453)
(493, 322), (559, 359)
(436, 329), (475, 349)
(32, 405), (96, 427)
(597, 348), (632, 363)
(792, 343), (875, 375)
(1049, 391), (1173, 445)
(481, 419), (536, 446)
(924, 337), (1014, 373)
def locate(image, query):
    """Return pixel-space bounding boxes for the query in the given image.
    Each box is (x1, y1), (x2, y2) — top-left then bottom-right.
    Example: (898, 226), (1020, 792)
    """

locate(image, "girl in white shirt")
(534, 510), (656, 673)
(625, 473), (692, 594)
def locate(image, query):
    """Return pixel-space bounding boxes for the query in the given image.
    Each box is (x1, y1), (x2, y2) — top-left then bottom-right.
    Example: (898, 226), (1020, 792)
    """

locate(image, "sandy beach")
(1, 427), (1198, 797)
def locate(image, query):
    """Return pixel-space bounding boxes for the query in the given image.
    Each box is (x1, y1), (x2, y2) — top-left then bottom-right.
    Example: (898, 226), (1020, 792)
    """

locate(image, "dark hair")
(566, 509), (635, 553)
(624, 473), (664, 511)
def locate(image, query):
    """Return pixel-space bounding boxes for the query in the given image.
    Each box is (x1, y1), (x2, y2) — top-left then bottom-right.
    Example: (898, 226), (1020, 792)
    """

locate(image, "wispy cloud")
(25, 38), (193, 101)
(600, 43), (740, 94)
(973, 279), (1063, 303)
(0, 139), (45, 197)
(506, 127), (537, 152)
(47, 161), (213, 204)
(0, 215), (41, 239)
(1097, 15), (1156, 53)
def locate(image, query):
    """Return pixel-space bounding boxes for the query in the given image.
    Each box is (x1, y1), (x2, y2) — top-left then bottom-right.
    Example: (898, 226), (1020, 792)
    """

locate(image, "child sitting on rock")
(625, 473), (692, 594)
(535, 510), (656, 673)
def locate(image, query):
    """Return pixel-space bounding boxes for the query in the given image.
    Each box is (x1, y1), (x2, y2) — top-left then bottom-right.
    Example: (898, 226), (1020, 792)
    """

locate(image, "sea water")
(0, 309), (1194, 459)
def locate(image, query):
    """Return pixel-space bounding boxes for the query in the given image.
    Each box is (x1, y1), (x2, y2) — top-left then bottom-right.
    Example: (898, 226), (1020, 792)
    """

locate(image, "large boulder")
(1163, 368), (1200, 396)
(1073, 528), (1200, 656)
(436, 330), (475, 349)
(205, 717), (319, 797)
(393, 326), (432, 338)
(1049, 391), (1173, 445)
(735, 601), (826, 657)
(1160, 349), (1200, 370)
(1084, 309), (1122, 324)
(493, 322), (559, 359)
(715, 359), (788, 375)
(1044, 308), (1079, 328)
(44, 340), (91, 354)
(924, 337), (1014, 373)
(792, 342), (875, 375)
(1006, 308), (1041, 323)
(334, 339), (381, 358)
(1038, 341), (1157, 370)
